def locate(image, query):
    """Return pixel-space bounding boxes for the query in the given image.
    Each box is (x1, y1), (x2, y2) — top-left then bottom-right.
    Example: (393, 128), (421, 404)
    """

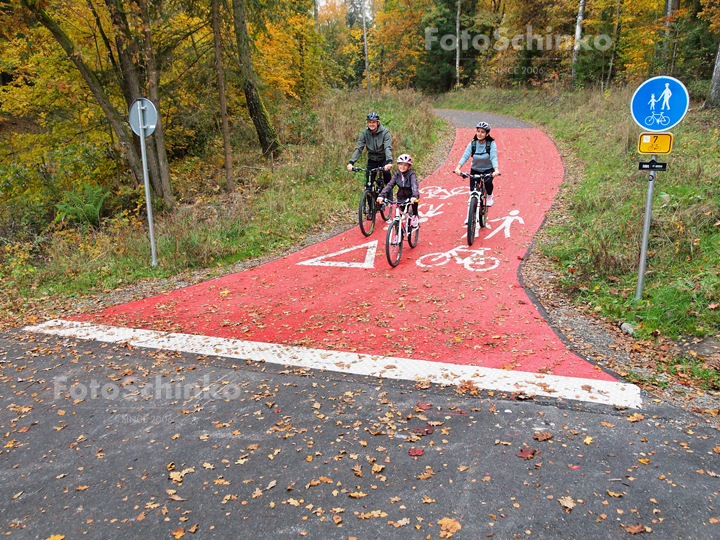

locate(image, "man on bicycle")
(347, 112), (394, 201)
(453, 121), (500, 207)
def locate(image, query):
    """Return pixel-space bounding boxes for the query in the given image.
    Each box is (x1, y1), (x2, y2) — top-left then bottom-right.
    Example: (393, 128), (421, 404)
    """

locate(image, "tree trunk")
(361, 0), (371, 92)
(231, 0), (281, 157)
(455, 0), (461, 88)
(662, 0), (673, 67)
(212, 0), (235, 191)
(703, 41), (720, 109)
(136, 0), (175, 208)
(24, 1), (145, 188)
(571, 0), (586, 88)
(103, 0), (165, 199)
(606, 0), (622, 86)
(313, 0), (319, 32)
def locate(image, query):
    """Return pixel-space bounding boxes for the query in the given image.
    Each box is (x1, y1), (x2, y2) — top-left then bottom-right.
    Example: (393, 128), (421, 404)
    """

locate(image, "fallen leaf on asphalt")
(390, 517), (410, 527)
(638, 459), (651, 465)
(423, 495), (436, 503)
(358, 510), (387, 519)
(713, 447), (720, 455)
(627, 413), (645, 423)
(418, 467), (435, 480)
(202, 463), (215, 470)
(533, 432), (552, 442)
(495, 440), (511, 445)
(438, 517), (461, 538)
(408, 448), (424, 457)
(558, 496), (576, 513)
(188, 524), (198, 533)
(601, 422), (615, 428)
(348, 492), (367, 498)
(517, 448), (538, 460)
(169, 494), (186, 501)
(584, 436), (594, 445)
(171, 527), (185, 539)
(44, 536), (65, 540)
(458, 465), (469, 471)
(607, 490), (624, 498)
(625, 524), (651, 534)
(352, 464), (363, 477)
(75, 486), (89, 491)
(333, 515), (343, 524)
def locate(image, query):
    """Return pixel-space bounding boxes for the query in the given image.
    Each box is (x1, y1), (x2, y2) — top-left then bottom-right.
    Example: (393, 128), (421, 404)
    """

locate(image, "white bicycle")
(416, 245), (500, 272)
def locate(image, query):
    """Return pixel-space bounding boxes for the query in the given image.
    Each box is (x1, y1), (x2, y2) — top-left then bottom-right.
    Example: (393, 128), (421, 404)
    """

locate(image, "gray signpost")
(630, 76), (689, 302)
(128, 98), (158, 267)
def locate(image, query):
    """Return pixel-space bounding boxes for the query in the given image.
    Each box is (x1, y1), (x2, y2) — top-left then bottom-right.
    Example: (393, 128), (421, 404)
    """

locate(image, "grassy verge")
(437, 87), (720, 341)
(1, 89), (445, 324)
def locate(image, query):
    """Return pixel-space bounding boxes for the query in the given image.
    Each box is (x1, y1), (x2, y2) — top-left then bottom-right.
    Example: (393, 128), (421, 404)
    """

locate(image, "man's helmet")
(397, 154), (413, 165)
(366, 112), (380, 121)
(476, 121), (491, 132)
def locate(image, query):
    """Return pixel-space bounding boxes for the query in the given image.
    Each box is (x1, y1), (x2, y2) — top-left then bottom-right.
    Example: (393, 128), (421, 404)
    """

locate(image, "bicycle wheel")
(386, 220), (403, 267)
(467, 197), (477, 246)
(408, 218), (419, 248)
(659, 115), (670, 126)
(358, 189), (376, 237)
(379, 198), (392, 222)
(644, 115), (655, 125)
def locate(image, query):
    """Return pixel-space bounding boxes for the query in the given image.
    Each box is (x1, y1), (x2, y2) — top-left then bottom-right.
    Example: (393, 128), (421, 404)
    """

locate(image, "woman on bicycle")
(453, 121), (500, 207)
(347, 112), (394, 200)
(377, 154), (419, 228)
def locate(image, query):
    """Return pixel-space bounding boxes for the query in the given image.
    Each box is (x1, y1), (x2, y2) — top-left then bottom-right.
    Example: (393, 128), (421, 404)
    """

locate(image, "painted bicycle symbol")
(644, 111), (670, 127)
(416, 245), (500, 272)
(419, 186), (468, 200)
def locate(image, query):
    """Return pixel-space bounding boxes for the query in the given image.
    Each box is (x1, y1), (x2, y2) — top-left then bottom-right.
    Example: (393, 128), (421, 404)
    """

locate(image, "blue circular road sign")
(630, 76), (689, 132)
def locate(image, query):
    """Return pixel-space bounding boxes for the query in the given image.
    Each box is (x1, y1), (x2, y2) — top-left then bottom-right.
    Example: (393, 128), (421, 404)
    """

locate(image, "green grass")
(1, 89), (446, 310)
(437, 87), (720, 340)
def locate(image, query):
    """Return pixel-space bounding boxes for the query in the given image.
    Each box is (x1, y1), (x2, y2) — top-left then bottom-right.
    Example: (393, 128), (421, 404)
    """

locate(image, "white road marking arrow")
(297, 240), (378, 269)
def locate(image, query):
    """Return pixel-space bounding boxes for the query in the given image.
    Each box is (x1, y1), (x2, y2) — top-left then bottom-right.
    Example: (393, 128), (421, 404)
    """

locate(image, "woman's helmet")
(476, 121), (491, 132)
(397, 154), (413, 165)
(366, 112), (380, 121)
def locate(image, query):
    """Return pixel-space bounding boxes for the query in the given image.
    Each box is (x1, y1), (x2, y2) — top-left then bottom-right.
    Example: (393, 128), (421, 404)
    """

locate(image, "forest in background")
(0, 0), (719, 329)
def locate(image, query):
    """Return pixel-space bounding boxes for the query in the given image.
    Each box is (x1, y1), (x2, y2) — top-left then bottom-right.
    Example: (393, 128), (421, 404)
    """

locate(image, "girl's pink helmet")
(397, 154), (413, 165)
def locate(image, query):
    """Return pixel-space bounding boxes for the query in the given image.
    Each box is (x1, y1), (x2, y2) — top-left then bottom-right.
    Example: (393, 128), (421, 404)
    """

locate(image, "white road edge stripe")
(24, 319), (642, 409)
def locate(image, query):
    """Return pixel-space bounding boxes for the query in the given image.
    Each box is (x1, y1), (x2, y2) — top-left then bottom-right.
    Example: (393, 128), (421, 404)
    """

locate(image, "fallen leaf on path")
(533, 432), (552, 442)
(408, 448), (424, 457)
(517, 448), (538, 460)
(558, 496), (576, 513)
(627, 413), (645, 423)
(438, 517), (461, 538)
(390, 517), (410, 527)
(171, 528), (185, 539)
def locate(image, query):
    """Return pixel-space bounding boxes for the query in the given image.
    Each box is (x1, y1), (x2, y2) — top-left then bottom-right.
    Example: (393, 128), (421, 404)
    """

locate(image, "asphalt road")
(2, 329), (719, 539)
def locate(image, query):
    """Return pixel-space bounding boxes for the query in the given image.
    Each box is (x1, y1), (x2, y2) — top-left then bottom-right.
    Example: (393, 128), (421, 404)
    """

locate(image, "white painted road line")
(24, 319), (643, 409)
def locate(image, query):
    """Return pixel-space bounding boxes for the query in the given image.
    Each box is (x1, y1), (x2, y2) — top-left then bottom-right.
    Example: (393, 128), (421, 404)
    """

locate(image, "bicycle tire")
(644, 115), (655, 125)
(479, 199), (487, 230)
(408, 219), (419, 248)
(380, 199), (392, 222)
(467, 197), (477, 246)
(386, 220), (402, 267)
(659, 115), (670, 126)
(358, 189), (376, 237)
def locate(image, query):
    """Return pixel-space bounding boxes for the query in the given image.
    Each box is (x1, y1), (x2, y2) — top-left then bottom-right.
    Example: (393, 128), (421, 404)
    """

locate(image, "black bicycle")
(383, 198), (418, 267)
(458, 171), (498, 246)
(352, 166), (392, 236)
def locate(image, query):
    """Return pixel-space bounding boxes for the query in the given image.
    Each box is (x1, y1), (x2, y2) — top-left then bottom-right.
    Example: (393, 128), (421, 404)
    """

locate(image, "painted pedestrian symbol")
(631, 76), (689, 132)
(485, 210), (524, 239)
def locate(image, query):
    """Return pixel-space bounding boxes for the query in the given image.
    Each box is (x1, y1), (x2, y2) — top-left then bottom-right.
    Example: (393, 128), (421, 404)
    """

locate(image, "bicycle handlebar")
(351, 166), (386, 173)
(457, 171), (500, 178)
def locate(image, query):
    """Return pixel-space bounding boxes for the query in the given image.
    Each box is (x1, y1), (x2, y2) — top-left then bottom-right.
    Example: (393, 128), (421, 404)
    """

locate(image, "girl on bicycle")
(377, 154), (419, 228)
(453, 121), (500, 207)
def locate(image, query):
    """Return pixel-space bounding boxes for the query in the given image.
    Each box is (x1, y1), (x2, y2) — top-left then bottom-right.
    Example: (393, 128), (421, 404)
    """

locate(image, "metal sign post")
(128, 98), (158, 268)
(635, 155), (656, 302)
(630, 76), (688, 303)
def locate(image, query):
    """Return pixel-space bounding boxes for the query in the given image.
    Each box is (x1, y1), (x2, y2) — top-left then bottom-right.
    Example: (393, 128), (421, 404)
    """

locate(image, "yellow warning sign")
(638, 132), (673, 154)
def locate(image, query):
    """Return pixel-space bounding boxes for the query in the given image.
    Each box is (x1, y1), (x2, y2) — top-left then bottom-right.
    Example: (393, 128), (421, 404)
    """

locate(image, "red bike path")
(26, 127), (643, 407)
